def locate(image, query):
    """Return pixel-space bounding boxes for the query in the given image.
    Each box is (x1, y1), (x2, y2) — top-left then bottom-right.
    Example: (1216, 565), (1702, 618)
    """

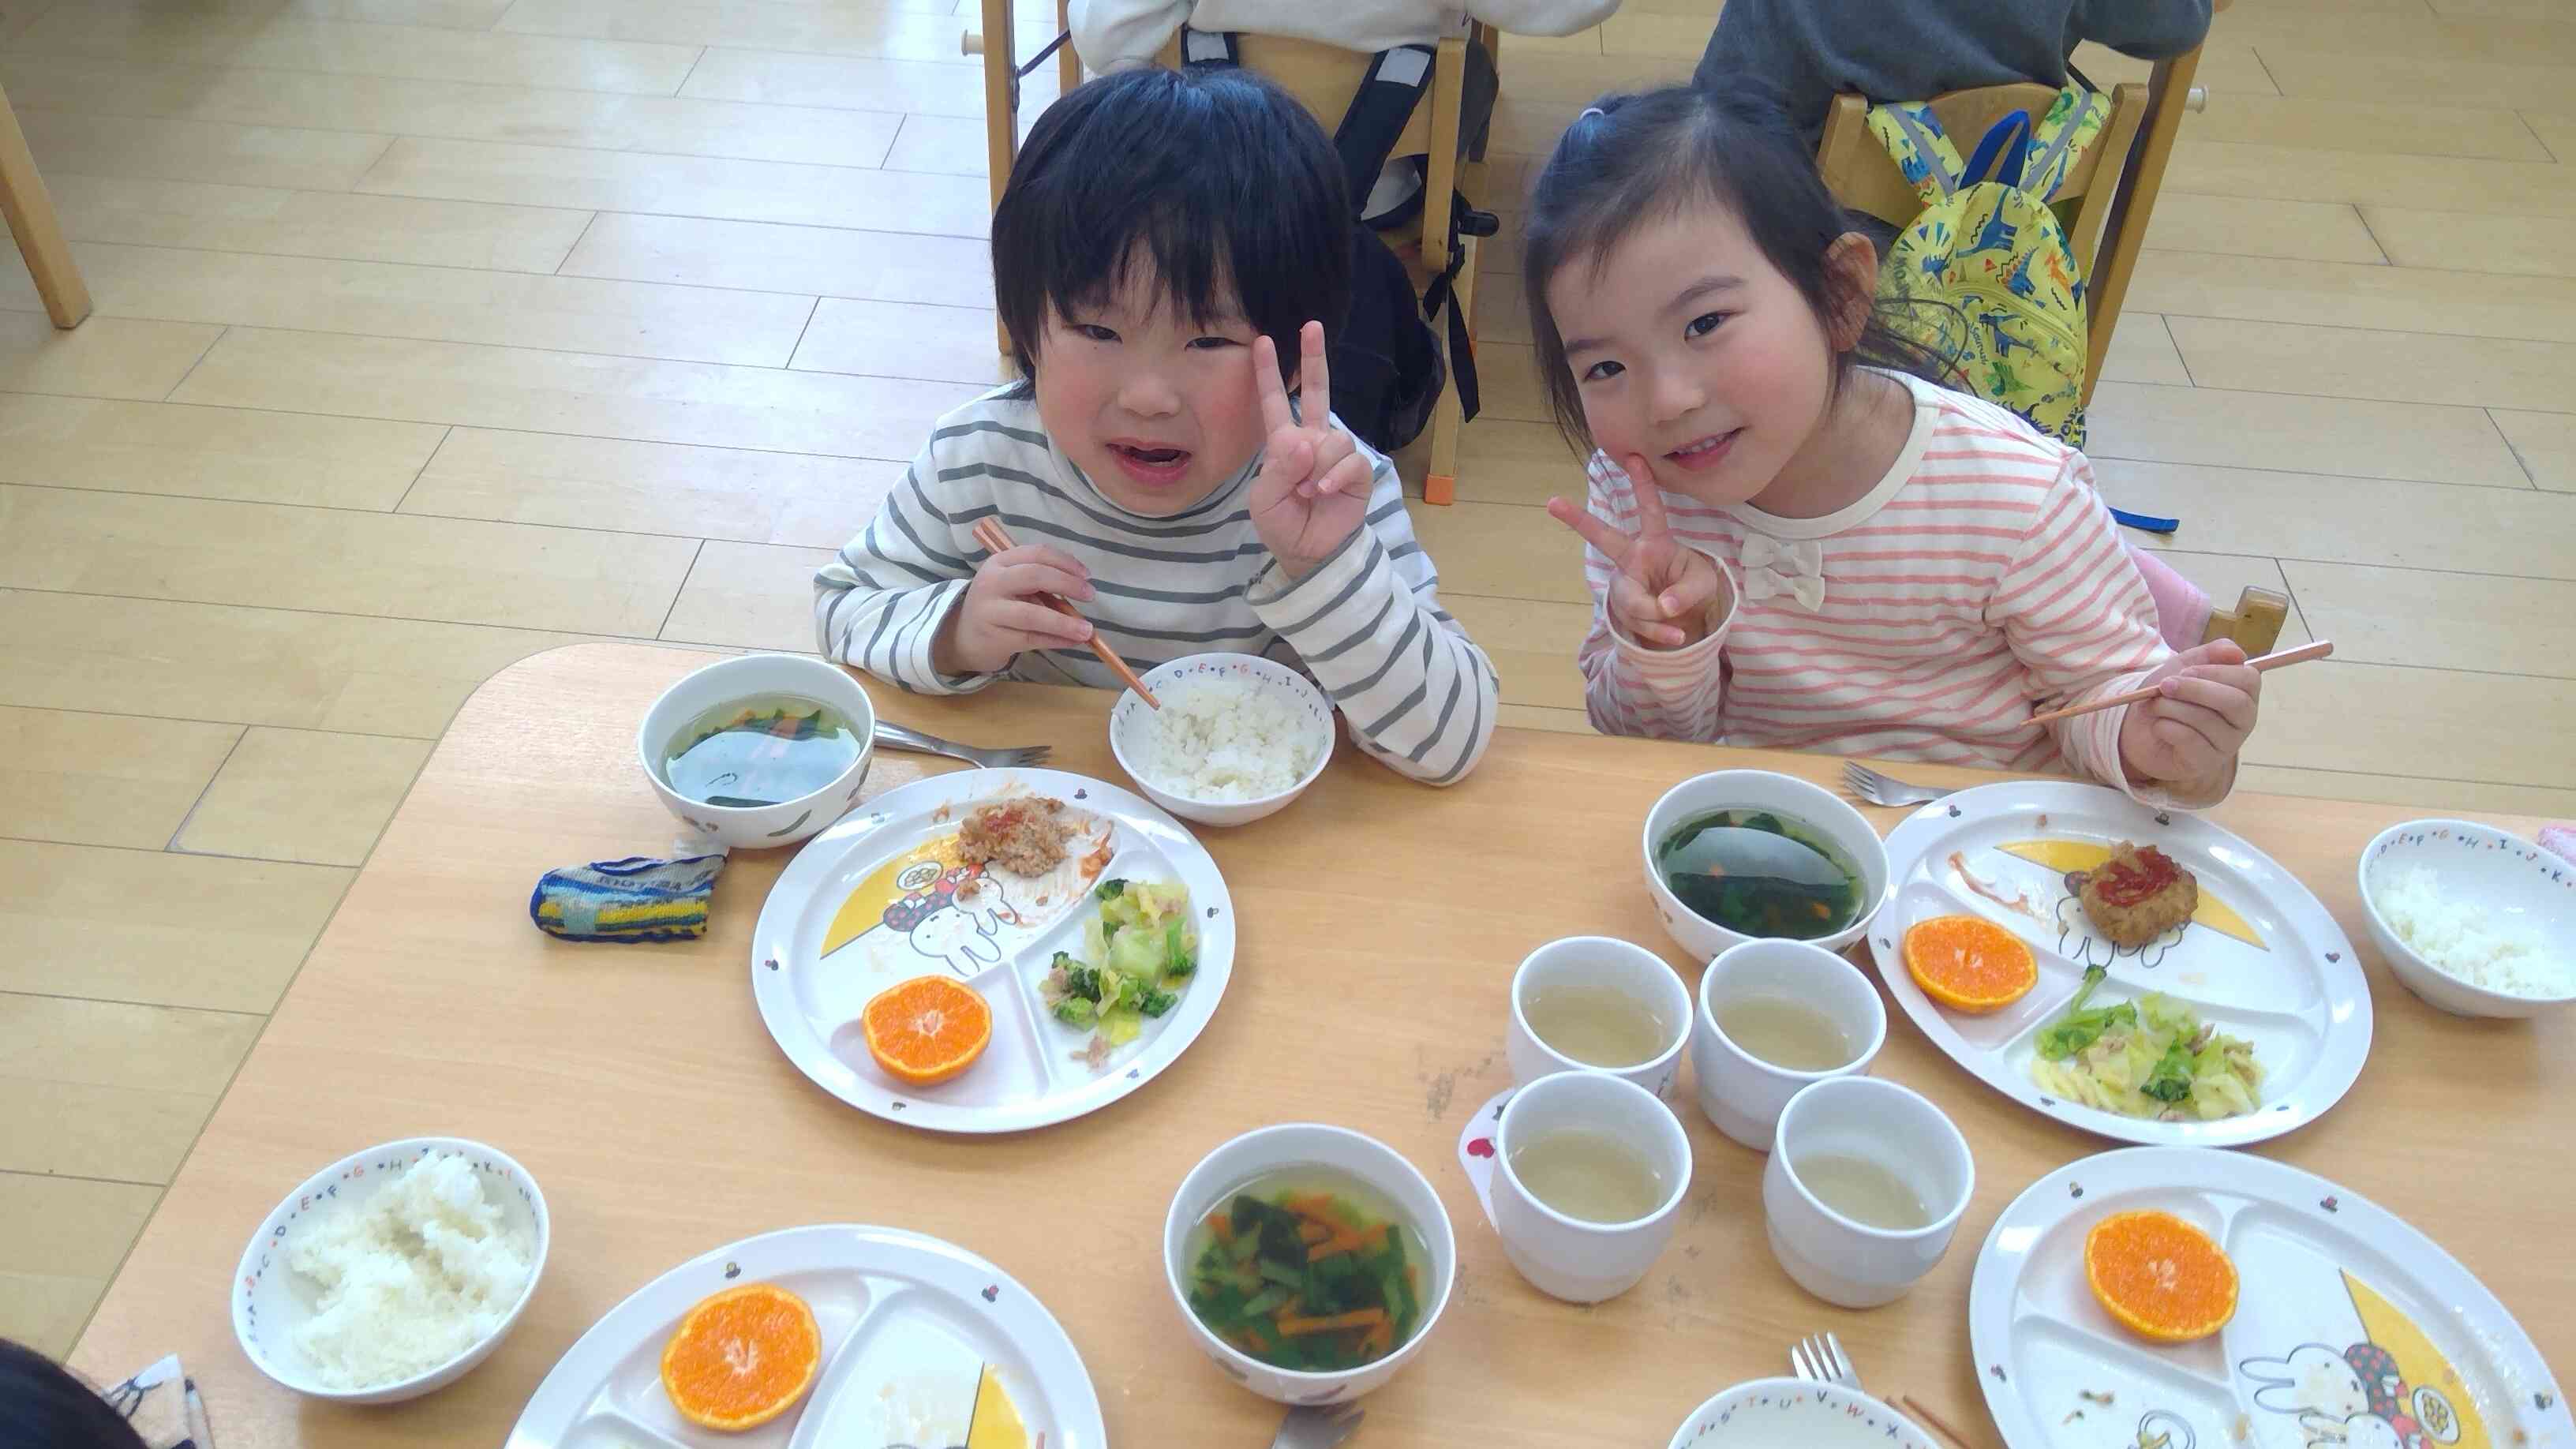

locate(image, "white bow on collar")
(1739, 531), (1826, 612)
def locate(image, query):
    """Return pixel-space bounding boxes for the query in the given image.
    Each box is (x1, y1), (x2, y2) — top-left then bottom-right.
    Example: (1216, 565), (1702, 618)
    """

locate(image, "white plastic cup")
(1491, 1072), (1692, 1304)
(1691, 938), (1886, 1150)
(1507, 936), (1693, 1099)
(1762, 1076), (1973, 1309)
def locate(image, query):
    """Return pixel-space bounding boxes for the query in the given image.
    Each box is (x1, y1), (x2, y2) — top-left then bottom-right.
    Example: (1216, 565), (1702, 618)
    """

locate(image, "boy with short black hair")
(814, 66), (1496, 786)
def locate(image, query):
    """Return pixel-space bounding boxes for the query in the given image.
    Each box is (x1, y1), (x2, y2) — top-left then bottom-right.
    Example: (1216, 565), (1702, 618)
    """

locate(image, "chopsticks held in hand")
(2026, 640), (2331, 727)
(968, 517), (1159, 709)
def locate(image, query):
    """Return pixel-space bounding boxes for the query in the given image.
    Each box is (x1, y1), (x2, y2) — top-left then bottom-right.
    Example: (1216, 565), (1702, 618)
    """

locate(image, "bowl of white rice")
(2357, 818), (2576, 1020)
(1110, 653), (1334, 827)
(232, 1136), (548, 1403)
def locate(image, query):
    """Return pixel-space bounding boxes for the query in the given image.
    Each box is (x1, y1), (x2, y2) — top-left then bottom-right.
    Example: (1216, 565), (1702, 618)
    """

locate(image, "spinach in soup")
(1657, 807), (1860, 940)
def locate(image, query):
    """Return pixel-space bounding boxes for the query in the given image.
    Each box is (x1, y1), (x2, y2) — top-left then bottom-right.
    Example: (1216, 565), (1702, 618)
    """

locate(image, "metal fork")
(872, 721), (1050, 770)
(1272, 1402), (1365, 1449)
(1791, 1330), (1862, 1390)
(1843, 760), (1956, 808)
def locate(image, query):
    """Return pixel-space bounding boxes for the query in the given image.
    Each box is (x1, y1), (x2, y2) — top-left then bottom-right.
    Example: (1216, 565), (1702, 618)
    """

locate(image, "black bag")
(1181, 29), (1481, 455)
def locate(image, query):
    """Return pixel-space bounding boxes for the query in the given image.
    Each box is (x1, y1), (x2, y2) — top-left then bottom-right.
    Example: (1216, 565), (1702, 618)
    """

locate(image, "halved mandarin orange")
(659, 1282), (823, 1432)
(1902, 914), (2039, 1013)
(861, 975), (992, 1085)
(2084, 1210), (2239, 1343)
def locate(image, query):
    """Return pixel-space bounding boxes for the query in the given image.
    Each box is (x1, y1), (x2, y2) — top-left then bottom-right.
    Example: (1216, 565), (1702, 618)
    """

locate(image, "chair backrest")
(1814, 80), (2150, 279)
(1151, 30), (1470, 269)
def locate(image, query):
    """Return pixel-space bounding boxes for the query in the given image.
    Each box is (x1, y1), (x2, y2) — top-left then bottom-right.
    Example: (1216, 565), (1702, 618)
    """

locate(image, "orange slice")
(1902, 914), (2039, 1013)
(2084, 1210), (2240, 1342)
(862, 975), (992, 1085)
(659, 1282), (823, 1432)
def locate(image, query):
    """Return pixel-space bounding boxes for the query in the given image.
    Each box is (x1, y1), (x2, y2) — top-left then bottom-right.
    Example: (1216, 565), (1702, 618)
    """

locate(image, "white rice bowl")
(1139, 677), (1320, 801)
(2375, 863), (2571, 999)
(289, 1151), (534, 1389)
(234, 1136), (548, 1403)
(1110, 654), (1335, 826)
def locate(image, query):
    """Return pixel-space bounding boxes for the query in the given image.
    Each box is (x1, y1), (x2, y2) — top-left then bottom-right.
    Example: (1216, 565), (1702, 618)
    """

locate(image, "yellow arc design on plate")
(822, 833), (971, 957)
(2345, 1271), (2489, 1449)
(1994, 840), (2269, 950)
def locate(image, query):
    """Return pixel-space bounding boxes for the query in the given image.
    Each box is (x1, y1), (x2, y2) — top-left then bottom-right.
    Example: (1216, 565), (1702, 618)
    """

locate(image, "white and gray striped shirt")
(814, 388), (1496, 787)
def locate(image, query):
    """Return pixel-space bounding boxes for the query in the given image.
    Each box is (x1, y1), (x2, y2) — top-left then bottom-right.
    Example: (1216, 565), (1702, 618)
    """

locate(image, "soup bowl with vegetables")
(638, 653), (876, 850)
(1642, 770), (1890, 960)
(1163, 1124), (1457, 1406)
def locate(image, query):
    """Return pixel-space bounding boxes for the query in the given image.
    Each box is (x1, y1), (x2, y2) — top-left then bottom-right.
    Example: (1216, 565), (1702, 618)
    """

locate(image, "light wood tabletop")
(71, 641), (2572, 1447)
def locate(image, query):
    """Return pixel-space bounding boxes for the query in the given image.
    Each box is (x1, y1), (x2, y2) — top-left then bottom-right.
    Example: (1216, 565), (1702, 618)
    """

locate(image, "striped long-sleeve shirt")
(1578, 371), (2227, 808)
(814, 388), (1496, 787)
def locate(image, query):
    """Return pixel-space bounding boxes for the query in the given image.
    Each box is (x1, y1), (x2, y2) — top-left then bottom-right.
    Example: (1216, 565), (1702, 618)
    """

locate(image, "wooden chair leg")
(2084, 43), (2201, 408)
(979, 0), (1017, 357)
(1424, 236), (1479, 506)
(2201, 586), (2288, 656)
(0, 81), (92, 329)
(1056, 0), (1080, 95)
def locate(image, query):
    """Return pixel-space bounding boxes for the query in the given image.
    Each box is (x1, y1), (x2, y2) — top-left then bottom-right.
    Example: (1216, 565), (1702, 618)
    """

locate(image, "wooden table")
(73, 642), (2573, 1447)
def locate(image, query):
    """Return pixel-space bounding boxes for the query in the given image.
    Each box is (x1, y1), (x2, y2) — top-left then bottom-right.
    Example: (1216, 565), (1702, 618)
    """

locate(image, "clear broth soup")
(661, 694), (860, 807)
(1182, 1168), (1425, 1373)
(1656, 807), (1861, 941)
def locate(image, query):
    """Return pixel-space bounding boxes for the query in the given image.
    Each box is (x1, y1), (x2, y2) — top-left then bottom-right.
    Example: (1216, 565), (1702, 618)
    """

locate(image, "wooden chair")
(0, 77), (91, 328)
(1814, 80), (2149, 402)
(965, 11), (1492, 504)
(2083, 40), (2207, 412)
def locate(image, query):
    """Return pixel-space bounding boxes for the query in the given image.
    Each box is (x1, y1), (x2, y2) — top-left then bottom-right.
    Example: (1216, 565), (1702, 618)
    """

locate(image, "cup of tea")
(1690, 938), (1885, 1150)
(1490, 1071), (1692, 1304)
(1762, 1076), (1973, 1309)
(1507, 937), (1692, 1099)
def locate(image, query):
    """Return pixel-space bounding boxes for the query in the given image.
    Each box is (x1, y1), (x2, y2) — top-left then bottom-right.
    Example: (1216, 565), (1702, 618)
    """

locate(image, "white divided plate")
(1869, 781), (2370, 1147)
(507, 1225), (1104, 1449)
(1969, 1147), (2568, 1449)
(754, 768), (1233, 1133)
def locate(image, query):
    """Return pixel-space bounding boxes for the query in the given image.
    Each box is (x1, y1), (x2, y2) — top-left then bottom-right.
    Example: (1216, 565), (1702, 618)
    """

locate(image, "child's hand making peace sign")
(1249, 321), (1373, 582)
(1547, 458), (1730, 649)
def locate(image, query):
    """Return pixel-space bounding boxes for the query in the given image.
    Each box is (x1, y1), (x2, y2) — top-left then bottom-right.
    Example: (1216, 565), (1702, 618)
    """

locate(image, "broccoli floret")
(1050, 953), (1103, 1002)
(1050, 997), (1098, 1028)
(2141, 1040), (2196, 1103)
(1095, 878), (1128, 900)
(1138, 987), (1179, 1017)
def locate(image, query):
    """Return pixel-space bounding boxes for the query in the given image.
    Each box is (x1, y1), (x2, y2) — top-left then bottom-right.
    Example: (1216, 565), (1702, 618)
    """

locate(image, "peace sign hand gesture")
(1249, 320), (1373, 582)
(1547, 456), (1729, 649)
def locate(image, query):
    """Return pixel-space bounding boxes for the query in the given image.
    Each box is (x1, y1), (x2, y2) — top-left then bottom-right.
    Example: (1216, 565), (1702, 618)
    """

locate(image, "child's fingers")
(1260, 429), (1316, 489)
(1297, 320), (1329, 432)
(1654, 552), (1721, 621)
(2157, 672), (2259, 732)
(988, 541), (1090, 584)
(2143, 698), (2233, 766)
(1251, 334), (1297, 436)
(1624, 454), (1671, 537)
(989, 559), (1094, 603)
(1311, 448), (1374, 500)
(986, 599), (1094, 646)
(1545, 496), (1634, 565)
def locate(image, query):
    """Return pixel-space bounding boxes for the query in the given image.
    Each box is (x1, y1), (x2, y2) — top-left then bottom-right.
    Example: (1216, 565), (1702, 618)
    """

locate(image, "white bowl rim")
(1640, 769), (1893, 944)
(1509, 935), (1693, 1077)
(633, 653), (877, 819)
(1111, 653), (1335, 810)
(1773, 1076), (1975, 1242)
(2355, 817), (2576, 1006)
(1696, 938), (1889, 1081)
(233, 1135), (551, 1399)
(1163, 1121), (1458, 1383)
(1669, 1376), (1938, 1449)
(1492, 1070), (1693, 1234)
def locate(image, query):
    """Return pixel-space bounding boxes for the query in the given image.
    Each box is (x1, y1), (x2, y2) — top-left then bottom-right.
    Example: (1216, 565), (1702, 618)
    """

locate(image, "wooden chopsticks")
(968, 516), (1159, 709)
(2025, 640), (2332, 727)
(1898, 1395), (1979, 1449)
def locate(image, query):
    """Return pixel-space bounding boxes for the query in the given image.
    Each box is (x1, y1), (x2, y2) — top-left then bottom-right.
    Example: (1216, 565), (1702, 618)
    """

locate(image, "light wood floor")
(4, 0), (2572, 1361)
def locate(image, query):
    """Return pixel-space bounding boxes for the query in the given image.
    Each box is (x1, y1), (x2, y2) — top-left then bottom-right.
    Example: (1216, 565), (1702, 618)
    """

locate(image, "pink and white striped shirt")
(1578, 372), (2222, 807)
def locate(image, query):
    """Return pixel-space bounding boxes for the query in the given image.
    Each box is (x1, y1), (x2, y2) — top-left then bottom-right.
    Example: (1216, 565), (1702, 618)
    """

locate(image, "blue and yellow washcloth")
(530, 855), (725, 942)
